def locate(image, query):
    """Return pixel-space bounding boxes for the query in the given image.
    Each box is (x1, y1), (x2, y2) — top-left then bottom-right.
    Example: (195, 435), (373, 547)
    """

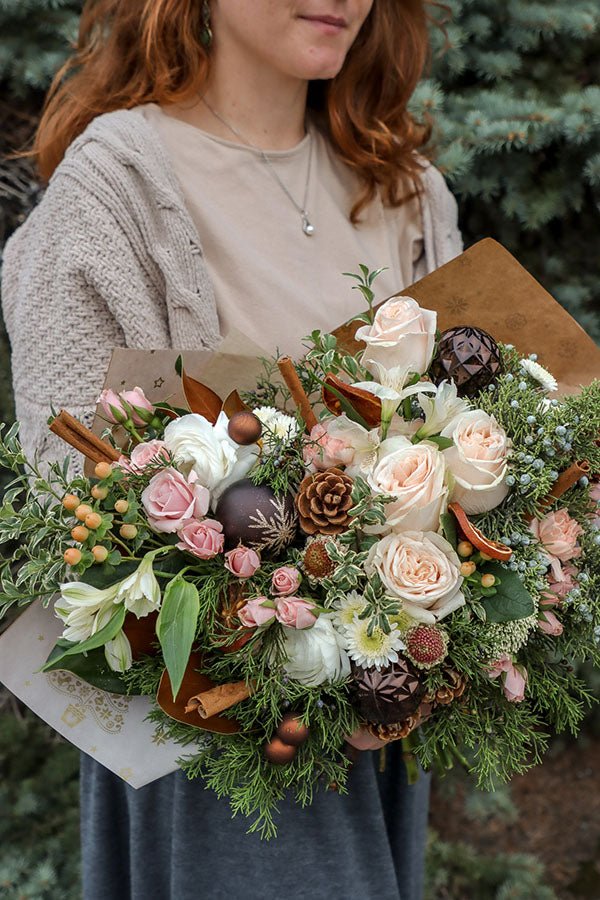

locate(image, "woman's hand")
(345, 726), (388, 751)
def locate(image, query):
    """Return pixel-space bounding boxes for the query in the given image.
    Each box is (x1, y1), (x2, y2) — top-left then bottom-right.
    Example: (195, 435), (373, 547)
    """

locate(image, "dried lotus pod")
(296, 467), (354, 535)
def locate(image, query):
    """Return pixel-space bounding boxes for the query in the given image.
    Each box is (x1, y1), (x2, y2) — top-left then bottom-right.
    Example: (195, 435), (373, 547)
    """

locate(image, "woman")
(1, 1), (462, 898)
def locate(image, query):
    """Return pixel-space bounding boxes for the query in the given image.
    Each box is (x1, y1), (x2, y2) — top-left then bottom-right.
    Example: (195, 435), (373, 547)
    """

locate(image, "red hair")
(32, 0), (435, 221)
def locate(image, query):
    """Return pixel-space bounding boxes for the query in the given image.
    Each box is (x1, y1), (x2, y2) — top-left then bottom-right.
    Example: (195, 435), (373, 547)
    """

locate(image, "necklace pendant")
(302, 215), (315, 236)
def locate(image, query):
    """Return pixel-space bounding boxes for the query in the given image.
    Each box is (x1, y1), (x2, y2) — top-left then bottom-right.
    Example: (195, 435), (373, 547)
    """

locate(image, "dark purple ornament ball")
(214, 479), (298, 553)
(430, 325), (503, 398)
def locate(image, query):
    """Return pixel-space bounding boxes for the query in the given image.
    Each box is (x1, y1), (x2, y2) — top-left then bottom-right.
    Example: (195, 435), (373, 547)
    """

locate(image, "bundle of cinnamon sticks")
(49, 409), (122, 464)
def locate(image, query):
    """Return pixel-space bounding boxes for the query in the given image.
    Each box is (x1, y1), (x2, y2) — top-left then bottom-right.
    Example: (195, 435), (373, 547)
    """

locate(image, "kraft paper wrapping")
(333, 239), (600, 392)
(2, 239), (598, 787)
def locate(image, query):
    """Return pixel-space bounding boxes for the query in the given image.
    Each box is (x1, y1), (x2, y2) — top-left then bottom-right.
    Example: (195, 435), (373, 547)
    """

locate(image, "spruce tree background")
(1, 1), (599, 897)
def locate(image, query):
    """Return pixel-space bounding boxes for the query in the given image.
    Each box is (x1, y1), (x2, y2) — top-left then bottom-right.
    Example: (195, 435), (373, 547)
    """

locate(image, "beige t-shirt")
(141, 103), (423, 358)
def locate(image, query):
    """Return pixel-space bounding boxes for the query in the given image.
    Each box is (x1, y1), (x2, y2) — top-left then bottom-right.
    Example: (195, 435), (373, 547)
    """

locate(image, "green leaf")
(481, 563), (535, 623)
(421, 435), (454, 451)
(39, 605), (127, 672)
(440, 512), (458, 549)
(42, 646), (129, 693)
(156, 576), (200, 699)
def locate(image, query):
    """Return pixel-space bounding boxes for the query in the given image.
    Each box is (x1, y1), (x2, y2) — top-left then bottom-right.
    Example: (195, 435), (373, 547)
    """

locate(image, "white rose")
(280, 615), (351, 686)
(367, 436), (448, 533)
(164, 411), (258, 501)
(366, 530), (465, 624)
(354, 296), (437, 375)
(441, 409), (509, 514)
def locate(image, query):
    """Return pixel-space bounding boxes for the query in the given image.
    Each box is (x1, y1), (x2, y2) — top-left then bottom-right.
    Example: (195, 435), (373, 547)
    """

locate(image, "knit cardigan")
(1, 107), (462, 472)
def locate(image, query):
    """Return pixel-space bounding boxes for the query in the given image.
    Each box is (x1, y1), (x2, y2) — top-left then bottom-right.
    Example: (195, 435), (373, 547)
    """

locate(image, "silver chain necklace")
(201, 96), (315, 236)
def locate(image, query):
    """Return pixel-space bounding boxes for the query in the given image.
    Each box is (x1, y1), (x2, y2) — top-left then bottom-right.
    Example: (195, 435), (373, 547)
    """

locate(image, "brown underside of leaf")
(156, 651), (241, 734)
(322, 373), (382, 427)
(181, 366), (223, 423)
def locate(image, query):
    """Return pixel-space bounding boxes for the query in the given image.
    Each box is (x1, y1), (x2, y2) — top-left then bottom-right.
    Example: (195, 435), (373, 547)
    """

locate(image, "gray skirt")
(80, 744), (430, 900)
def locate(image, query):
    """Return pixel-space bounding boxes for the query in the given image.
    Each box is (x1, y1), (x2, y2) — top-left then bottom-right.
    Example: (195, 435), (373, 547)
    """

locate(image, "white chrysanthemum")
(254, 406), (299, 446)
(331, 590), (368, 630)
(520, 359), (558, 393)
(342, 616), (406, 670)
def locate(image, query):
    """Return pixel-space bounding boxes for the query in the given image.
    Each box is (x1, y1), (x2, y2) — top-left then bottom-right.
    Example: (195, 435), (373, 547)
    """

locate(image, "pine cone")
(296, 467), (354, 535)
(433, 668), (468, 706)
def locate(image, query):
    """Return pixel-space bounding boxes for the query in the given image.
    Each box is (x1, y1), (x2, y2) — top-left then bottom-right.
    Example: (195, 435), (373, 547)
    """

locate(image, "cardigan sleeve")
(1, 173), (171, 474)
(414, 162), (463, 282)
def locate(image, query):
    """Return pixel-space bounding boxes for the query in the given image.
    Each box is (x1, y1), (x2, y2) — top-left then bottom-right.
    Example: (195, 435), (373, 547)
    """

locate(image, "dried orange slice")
(448, 502), (513, 562)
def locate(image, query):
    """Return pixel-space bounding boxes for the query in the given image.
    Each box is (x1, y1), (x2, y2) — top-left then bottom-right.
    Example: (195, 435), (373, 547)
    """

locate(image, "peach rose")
(365, 530), (464, 623)
(487, 654), (527, 703)
(530, 508), (583, 580)
(224, 546), (261, 578)
(355, 296), (437, 375)
(441, 410), (509, 514)
(141, 467), (209, 533)
(238, 597), (277, 628)
(367, 436), (448, 533)
(303, 423), (355, 472)
(275, 597), (318, 629)
(119, 440), (170, 473)
(271, 566), (301, 596)
(541, 563), (578, 607)
(538, 609), (563, 636)
(176, 518), (224, 559)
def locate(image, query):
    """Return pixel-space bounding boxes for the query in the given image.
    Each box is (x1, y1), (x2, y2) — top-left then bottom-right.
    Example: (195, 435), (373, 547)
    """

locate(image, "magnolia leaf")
(481, 563), (535, 623)
(222, 390), (248, 418)
(177, 357), (222, 423)
(156, 576), (200, 700)
(39, 604), (127, 672)
(322, 373), (380, 427)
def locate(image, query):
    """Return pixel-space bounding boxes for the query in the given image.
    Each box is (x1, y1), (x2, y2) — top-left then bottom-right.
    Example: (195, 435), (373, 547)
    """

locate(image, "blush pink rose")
(538, 609), (564, 636)
(238, 597), (276, 628)
(98, 387), (153, 426)
(541, 563), (578, 607)
(98, 389), (129, 424)
(303, 423), (354, 472)
(141, 467), (209, 533)
(271, 566), (301, 596)
(176, 518), (224, 559)
(119, 440), (170, 473)
(224, 546), (261, 578)
(487, 654), (527, 703)
(530, 508), (583, 579)
(275, 597), (318, 629)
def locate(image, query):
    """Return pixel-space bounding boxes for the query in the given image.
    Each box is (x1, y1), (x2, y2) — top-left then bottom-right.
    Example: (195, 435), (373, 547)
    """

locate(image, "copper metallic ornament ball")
(263, 736), (297, 765)
(227, 411), (262, 445)
(276, 712), (310, 747)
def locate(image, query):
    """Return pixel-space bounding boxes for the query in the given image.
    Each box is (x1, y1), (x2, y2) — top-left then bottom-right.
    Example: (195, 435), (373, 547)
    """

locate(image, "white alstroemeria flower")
(104, 630), (133, 673)
(55, 581), (121, 643)
(520, 358), (558, 393)
(415, 380), (469, 439)
(326, 415), (381, 478)
(115, 553), (161, 618)
(353, 362), (436, 436)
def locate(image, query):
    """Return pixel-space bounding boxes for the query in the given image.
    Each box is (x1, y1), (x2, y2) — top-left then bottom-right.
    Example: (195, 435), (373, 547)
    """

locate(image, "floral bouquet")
(1, 262), (599, 838)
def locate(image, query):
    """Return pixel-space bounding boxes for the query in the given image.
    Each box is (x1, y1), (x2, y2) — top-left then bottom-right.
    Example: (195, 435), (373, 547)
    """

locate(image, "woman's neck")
(162, 43), (309, 151)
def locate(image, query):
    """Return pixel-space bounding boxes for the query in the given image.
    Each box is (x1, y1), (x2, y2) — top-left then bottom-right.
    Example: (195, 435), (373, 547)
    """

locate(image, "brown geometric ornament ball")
(430, 325), (503, 398)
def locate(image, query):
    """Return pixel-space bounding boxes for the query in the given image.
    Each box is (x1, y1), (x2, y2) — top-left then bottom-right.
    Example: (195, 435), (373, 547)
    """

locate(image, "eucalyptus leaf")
(156, 576), (200, 699)
(481, 563), (534, 623)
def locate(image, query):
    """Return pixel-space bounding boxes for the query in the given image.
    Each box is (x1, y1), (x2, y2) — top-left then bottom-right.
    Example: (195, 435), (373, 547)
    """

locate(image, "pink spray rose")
(98, 387), (153, 426)
(119, 440), (170, 473)
(530, 508), (583, 580)
(538, 609), (564, 637)
(141, 467), (209, 533)
(224, 546), (261, 578)
(275, 597), (318, 629)
(271, 566), (301, 596)
(541, 563), (578, 607)
(238, 597), (277, 628)
(303, 423), (354, 472)
(176, 518), (224, 559)
(487, 654), (527, 703)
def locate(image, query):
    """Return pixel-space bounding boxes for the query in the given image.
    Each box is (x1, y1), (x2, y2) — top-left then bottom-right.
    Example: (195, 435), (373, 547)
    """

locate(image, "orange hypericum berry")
(91, 545), (109, 563)
(63, 548), (82, 566)
(481, 573), (496, 588)
(62, 493), (80, 512)
(84, 512), (102, 530)
(71, 525), (89, 542)
(120, 524), (137, 539)
(91, 485), (109, 500)
(460, 561), (477, 577)
(457, 541), (474, 558)
(75, 504), (93, 521)
(114, 499), (129, 514)
(94, 461), (113, 479)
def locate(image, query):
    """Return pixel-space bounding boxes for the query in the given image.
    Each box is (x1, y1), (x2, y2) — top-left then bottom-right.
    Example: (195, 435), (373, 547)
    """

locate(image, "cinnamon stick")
(277, 357), (318, 431)
(540, 459), (590, 510)
(185, 680), (255, 719)
(49, 410), (122, 464)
